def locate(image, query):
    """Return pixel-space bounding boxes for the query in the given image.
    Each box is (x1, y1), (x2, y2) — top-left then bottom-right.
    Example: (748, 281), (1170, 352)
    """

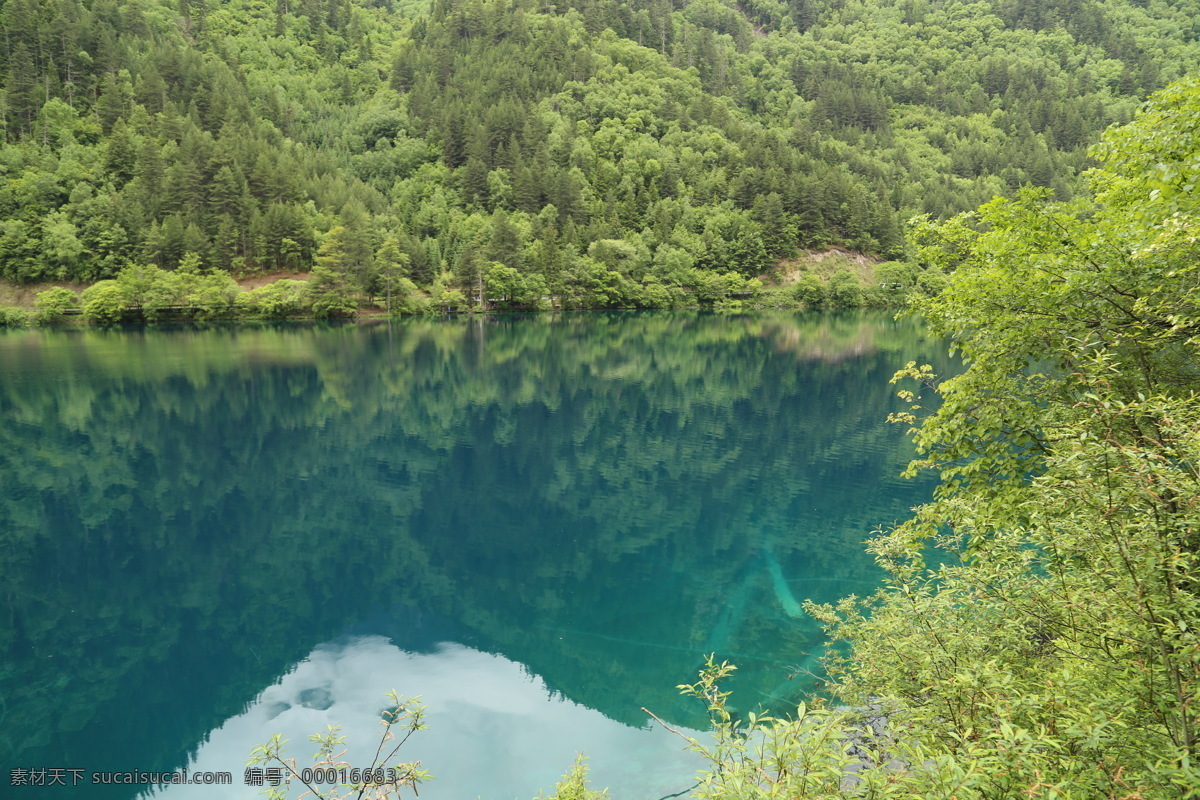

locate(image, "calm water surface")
(0, 312), (955, 799)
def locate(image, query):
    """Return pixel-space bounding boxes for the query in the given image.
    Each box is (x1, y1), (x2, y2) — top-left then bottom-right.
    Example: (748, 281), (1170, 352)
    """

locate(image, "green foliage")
(791, 273), (826, 308)
(185, 273), (243, 319)
(484, 262), (546, 310)
(237, 280), (314, 319)
(0, 304), (29, 327)
(381, 276), (424, 315)
(868, 77), (1200, 784)
(429, 279), (469, 313)
(32, 286), (79, 322)
(633, 277), (688, 309)
(310, 266), (359, 318)
(533, 755), (608, 800)
(865, 262), (919, 307)
(375, 236), (412, 314)
(80, 281), (133, 323)
(801, 381), (1200, 797)
(118, 264), (185, 321)
(825, 270), (863, 308)
(668, 657), (858, 799)
(692, 271), (761, 307)
(913, 269), (949, 297)
(739, 286), (803, 310)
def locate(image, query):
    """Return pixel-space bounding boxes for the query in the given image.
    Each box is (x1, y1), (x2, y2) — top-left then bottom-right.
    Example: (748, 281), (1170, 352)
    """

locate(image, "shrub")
(186, 273), (243, 319)
(792, 274), (825, 307)
(744, 286), (802, 309)
(393, 291), (434, 315)
(117, 264), (184, 320)
(872, 261), (919, 306)
(915, 269), (949, 296)
(826, 270), (864, 307)
(33, 287), (80, 322)
(0, 305), (29, 327)
(237, 280), (313, 319)
(873, 261), (918, 289)
(634, 278), (676, 309)
(81, 281), (133, 322)
(431, 287), (468, 313)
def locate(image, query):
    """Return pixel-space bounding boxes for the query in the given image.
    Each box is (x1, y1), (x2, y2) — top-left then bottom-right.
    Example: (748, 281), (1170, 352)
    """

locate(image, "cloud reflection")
(152, 636), (706, 800)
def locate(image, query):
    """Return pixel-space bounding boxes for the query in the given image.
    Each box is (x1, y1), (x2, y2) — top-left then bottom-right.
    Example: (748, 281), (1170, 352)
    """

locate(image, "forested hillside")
(1, 0), (1198, 311)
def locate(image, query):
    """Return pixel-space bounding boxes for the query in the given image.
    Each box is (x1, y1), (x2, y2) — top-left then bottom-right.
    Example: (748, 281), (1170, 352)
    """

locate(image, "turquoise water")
(0, 312), (955, 799)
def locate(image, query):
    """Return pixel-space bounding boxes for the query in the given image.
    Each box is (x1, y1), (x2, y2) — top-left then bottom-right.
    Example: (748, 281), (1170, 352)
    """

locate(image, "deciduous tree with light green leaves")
(32, 286), (79, 322)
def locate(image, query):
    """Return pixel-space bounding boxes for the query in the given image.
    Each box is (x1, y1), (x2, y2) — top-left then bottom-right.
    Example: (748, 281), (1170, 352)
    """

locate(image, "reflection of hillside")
(0, 313), (956, 797)
(754, 311), (936, 365)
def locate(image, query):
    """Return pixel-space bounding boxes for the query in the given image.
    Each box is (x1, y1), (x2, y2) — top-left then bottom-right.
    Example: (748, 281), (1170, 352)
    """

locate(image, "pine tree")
(104, 120), (138, 185)
(4, 42), (41, 138)
(95, 72), (132, 134)
(455, 236), (485, 307)
(459, 157), (489, 208)
(485, 210), (522, 270)
(752, 193), (798, 260)
(310, 225), (356, 316)
(374, 235), (410, 312)
(338, 202), (376, 292)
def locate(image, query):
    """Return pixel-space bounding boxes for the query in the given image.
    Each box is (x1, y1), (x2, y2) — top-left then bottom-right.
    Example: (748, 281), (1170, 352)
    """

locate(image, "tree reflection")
(0, 312), (954, 795)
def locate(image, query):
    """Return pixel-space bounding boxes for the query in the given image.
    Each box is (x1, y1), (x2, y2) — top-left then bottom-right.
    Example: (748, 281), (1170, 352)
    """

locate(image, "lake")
(0, 311), (955, 799)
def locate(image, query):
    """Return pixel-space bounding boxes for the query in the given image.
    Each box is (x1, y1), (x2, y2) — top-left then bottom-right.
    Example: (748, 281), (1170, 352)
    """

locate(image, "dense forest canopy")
(0, 0), (1198, 311)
